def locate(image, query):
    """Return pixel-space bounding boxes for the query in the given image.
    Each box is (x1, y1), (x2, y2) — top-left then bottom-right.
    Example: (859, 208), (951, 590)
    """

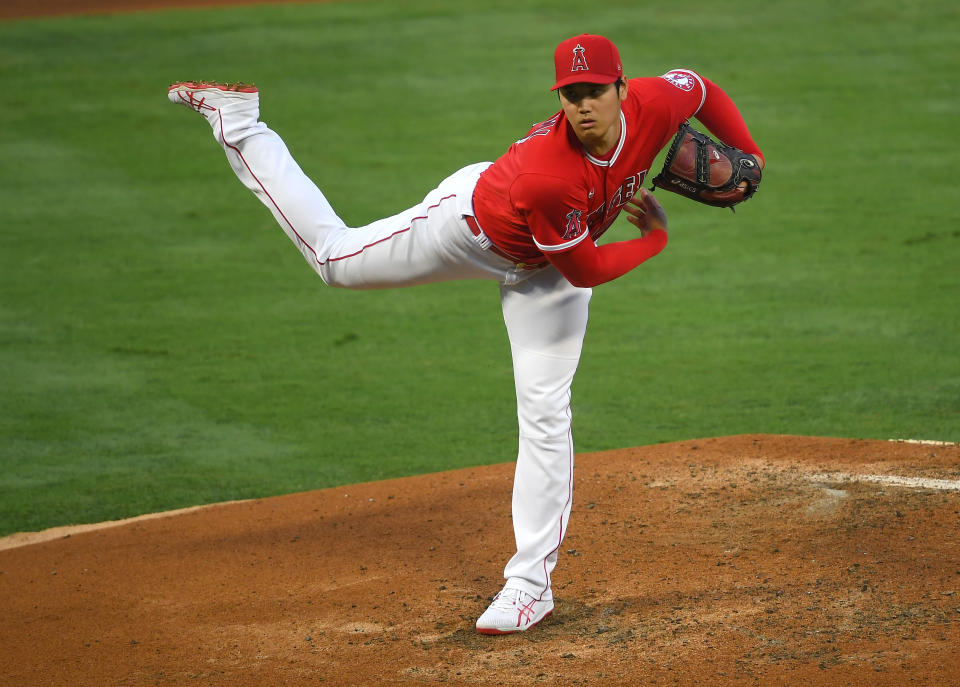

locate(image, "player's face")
(558, 80), (628, 156)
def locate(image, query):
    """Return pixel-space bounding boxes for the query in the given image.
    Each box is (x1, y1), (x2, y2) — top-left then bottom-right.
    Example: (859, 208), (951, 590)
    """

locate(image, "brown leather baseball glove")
(651, 123), (761, 209)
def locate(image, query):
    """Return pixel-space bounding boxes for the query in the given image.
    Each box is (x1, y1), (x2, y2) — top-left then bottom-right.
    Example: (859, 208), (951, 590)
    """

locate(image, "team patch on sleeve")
(660, 69), (706, 114)
(532, 207), (590, 254)
(661, 70), (696, 91)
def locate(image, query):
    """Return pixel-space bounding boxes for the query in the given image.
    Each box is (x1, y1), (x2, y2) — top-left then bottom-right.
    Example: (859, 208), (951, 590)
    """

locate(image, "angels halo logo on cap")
(552, 34), (622, 91)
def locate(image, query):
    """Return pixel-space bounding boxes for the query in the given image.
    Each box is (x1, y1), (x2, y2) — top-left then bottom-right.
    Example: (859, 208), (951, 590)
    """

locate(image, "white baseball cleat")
(167, 81), (261, 140)
(475, 587), (554, 635)
(168, 80), (258, 114)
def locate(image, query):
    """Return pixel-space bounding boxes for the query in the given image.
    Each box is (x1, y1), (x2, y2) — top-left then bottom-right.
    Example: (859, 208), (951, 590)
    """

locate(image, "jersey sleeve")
(654, 69), (708, 117)
(627, 71), (709, 150)
(510, 172), (592, 256)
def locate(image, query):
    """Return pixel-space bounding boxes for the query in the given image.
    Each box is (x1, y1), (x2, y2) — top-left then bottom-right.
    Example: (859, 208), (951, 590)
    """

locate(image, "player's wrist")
(642, 227), (668, 246)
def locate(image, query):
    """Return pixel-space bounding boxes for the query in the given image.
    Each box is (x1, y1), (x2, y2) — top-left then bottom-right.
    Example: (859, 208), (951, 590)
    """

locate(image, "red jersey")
(471, 70), (757, 267)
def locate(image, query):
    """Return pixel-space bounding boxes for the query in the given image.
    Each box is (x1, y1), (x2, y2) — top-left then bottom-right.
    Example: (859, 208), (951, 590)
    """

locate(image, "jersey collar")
(584, 110), (626, 167)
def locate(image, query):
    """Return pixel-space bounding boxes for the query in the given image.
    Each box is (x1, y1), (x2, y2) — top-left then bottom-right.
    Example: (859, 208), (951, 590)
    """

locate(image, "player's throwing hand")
(623, 188), (667, 237)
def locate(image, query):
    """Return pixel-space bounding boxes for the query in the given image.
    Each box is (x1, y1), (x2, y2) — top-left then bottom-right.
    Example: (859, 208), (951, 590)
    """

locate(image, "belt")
(464, 215), (547, 271)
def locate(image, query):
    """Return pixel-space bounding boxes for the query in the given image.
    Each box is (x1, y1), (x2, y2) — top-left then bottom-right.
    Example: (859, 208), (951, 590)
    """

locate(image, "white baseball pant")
(205, 95), (591, 601)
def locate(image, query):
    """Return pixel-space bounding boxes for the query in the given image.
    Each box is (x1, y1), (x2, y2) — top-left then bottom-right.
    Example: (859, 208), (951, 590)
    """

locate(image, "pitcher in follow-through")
(167, 33), (764, 635)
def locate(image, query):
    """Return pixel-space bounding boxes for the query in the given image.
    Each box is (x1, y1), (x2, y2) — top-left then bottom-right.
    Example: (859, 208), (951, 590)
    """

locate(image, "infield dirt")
(1, 434), (958, 686)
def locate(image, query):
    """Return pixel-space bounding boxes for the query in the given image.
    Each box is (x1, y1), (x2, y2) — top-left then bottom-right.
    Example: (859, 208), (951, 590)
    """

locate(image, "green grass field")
(1, 0), (957, 536)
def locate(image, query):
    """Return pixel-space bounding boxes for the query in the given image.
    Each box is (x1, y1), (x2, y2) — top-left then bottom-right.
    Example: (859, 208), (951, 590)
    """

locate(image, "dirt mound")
(1, 435), (958, 686)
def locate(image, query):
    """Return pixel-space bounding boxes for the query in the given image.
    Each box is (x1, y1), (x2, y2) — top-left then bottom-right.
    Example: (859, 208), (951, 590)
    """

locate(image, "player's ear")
(618, 78), (628, 101)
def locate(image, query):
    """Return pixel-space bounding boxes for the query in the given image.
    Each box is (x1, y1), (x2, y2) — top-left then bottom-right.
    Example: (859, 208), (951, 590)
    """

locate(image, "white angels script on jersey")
(585, 170), (648, 232)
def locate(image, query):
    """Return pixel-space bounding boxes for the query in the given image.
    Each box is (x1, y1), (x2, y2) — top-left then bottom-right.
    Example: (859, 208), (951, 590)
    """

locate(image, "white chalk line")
(889, 438), (958, 447)
(822, 438), (960, 491)
(811, 472), (960, 492)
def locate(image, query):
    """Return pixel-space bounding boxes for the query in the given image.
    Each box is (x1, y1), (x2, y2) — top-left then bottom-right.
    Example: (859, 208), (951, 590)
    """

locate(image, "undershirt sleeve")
(695, 77), (764, 163)
(546, 229), (669, 288)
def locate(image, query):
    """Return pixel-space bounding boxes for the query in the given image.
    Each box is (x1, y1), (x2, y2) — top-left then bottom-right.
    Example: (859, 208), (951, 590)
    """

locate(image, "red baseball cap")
(551, 34), (623, 90)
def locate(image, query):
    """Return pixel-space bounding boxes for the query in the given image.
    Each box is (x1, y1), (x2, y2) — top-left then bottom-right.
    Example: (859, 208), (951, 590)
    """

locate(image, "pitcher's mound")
(1, 434), (958, 686)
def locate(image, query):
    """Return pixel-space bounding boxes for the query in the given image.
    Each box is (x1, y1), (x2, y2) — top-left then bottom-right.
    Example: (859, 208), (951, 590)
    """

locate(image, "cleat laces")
(489, 588), (524, 611)
(177, 90), (214, 113)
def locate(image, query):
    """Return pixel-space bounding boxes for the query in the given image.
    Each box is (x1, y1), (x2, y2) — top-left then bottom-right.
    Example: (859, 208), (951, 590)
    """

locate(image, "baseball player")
(168, 33), (763, 635)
